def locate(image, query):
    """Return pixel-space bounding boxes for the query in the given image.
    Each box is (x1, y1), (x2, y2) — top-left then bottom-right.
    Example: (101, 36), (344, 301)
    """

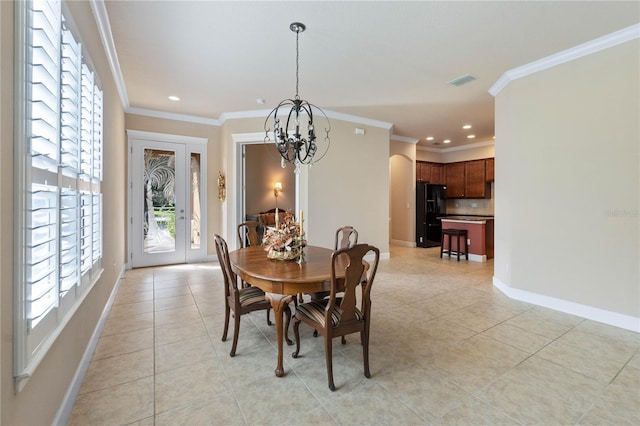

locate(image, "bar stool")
(440, 229), (469, 261)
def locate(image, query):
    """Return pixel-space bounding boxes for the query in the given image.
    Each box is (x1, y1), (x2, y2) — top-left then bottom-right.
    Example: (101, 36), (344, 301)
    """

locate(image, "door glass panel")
(190, 153), (201, 249)
(143, 148), (176, 253)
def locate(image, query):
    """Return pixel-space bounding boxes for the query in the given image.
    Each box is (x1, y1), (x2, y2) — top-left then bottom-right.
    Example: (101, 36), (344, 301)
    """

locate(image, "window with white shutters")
(14, 0), (104, 389)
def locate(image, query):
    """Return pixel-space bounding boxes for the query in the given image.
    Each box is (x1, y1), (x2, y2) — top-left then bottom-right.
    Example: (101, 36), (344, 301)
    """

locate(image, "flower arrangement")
(262, 213), (306, 260)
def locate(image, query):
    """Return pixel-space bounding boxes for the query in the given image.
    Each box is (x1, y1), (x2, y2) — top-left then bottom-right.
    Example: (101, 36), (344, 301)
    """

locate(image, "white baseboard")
(440, 252), (486, 262)
(390, 239), (416, 248)
(54, 265), (127, 425)
(493, 276), (640, 333)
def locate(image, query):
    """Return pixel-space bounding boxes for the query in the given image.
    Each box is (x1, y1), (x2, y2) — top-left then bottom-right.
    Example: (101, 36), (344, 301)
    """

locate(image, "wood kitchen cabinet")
(419, 158), (493, 197)
(430, 163), (444, 184)
(465, 159), (489, 198)
(417, 161), (444, 184)
(417, 162), (431, 182)
(485, 158), (494, 182)
(445, 162), (466, 197)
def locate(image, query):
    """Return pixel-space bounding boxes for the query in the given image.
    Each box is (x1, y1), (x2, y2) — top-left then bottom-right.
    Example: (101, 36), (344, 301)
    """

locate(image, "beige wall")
(1, 1), (128, 424)
(0, 1), (12, 422)
(390, 141), (417, 244)
(441, 144), (494, 163)
(307, 120), (390, 251)
(494, 40), (639, 323)
(124, 114), (223, 256)
(416, 149), (443, 163)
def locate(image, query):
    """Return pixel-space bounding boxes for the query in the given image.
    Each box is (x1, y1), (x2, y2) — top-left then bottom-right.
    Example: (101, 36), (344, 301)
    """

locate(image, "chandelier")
(264, 22), (331, 172)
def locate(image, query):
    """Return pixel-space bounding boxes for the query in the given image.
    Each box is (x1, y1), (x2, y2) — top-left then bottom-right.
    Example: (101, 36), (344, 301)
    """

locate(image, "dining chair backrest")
(329, 243), (379, 324)
(214, 234), (237, 298)
(237, 221), (261, 248)
(335, 226), (358, 250)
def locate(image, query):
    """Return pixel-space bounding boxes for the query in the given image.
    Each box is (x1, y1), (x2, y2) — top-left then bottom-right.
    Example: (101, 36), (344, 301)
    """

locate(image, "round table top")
(228, 245), (347, 286)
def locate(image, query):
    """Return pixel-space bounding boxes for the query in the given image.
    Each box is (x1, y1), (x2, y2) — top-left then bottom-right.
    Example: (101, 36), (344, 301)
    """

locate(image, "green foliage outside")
(154, 207), (175, 238)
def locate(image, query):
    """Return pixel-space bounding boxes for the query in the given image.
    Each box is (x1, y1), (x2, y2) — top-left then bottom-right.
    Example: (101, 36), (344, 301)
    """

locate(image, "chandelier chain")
(295, 29), (300, 99)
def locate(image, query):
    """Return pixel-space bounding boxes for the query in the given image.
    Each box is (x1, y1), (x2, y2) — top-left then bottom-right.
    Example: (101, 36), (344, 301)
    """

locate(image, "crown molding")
(490, 23), (640, 96)
(90, 0), (129, 109)
(126, 107), (221, 126)
(219, 109), (273, 123)
(417, 140), (495, 153)
(391, 135), (419, 144)
(221, 108), (393, 130)
(324, 111), (393, 130)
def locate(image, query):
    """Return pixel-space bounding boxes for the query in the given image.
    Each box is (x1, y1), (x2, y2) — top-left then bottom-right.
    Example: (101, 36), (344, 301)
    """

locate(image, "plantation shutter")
(27, 0), (62, 329)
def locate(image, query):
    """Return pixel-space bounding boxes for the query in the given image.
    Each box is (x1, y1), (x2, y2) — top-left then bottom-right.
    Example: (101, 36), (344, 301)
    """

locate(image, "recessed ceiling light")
(168, 95), (180, 101)
(426, 136), (434, 141)
(443, 139), (451, 144)
(462, 124), (472, 129)
(467, 134), (475, 139)
(256, 98), (266, 105)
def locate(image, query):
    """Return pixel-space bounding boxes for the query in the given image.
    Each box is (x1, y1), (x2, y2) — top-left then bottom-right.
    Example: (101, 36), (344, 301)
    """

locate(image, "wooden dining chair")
(292, 243), (380, 391)
(335, 225), (358, 251)
(302, 225), (359, 303)
(214, 234), (291, 357)
(237, 220), (261, 248)
(236, 222), (273, 324)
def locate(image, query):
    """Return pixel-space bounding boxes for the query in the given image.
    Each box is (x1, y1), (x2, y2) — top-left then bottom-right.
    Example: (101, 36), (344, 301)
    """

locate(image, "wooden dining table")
(228, 245), (348, 377)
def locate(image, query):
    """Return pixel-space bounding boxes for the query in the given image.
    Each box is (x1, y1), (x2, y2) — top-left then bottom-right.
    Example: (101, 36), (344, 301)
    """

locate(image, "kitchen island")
(440, 216), (494, 262)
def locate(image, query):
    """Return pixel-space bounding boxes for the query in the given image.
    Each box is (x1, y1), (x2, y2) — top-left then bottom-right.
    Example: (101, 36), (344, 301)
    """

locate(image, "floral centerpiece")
(262, 214), (306, 260)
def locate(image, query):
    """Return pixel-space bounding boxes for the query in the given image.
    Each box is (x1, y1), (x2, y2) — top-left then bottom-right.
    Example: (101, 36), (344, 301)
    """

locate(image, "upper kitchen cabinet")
(430, 163), (444, 184)
(423, 158), (493, 198)
(445, 162), (466, 198)
(417, 161), (432, 182)
(464, 159), (490, 198)
(485, 158), (494, 182)
(416, 162), (445, 184)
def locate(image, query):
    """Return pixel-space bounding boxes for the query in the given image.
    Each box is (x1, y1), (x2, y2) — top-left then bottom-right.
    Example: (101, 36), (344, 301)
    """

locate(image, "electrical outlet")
(467, 238), (471, 245)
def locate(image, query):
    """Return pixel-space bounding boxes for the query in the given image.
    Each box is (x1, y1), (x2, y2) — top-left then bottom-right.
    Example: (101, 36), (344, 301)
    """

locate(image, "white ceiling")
(101, 1), (639, 149)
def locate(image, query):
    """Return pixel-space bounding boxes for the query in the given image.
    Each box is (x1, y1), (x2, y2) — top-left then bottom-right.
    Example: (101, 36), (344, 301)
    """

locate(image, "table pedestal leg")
(265, 292), (293, 377)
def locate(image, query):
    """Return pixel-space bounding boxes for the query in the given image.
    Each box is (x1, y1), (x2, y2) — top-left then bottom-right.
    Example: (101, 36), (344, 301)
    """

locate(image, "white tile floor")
(68, 245), (640, 425)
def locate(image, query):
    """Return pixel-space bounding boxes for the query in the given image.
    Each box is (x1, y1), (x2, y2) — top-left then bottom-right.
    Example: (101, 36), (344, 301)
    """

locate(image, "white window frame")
(13, 0), (104, 392)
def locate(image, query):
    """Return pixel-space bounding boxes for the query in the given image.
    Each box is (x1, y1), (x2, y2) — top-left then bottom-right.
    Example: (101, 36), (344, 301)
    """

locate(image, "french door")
(129, 131), (207, 268)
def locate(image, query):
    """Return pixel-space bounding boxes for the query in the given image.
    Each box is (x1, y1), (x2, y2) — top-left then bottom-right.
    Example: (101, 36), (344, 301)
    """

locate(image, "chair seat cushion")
(296, 300), (363, 327)
(238, 286), (267, 306)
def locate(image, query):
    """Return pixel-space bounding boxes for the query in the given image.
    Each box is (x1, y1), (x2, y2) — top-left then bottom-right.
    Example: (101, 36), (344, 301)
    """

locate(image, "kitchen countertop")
(440, 215), (494, 223)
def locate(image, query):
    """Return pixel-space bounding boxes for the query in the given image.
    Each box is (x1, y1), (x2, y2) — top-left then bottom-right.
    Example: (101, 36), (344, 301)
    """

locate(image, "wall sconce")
(218, 171), (226, 202)
(273, 182), (282, 209)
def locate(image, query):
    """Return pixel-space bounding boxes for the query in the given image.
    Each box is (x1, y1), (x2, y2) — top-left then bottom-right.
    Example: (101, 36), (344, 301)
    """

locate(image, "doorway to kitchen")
(128, 130), (208, 268)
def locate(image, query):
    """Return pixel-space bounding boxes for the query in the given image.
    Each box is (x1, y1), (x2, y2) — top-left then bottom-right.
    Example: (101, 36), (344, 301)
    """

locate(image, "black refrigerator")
(416, 183), (447, 247)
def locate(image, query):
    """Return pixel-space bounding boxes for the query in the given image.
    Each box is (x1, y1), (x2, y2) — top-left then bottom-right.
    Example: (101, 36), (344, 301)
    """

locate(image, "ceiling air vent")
(448, 74), (476, 87)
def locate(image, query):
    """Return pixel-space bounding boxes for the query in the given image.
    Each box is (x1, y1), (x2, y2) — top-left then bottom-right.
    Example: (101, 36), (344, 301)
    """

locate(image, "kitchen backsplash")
(446, 183), (494, 216)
